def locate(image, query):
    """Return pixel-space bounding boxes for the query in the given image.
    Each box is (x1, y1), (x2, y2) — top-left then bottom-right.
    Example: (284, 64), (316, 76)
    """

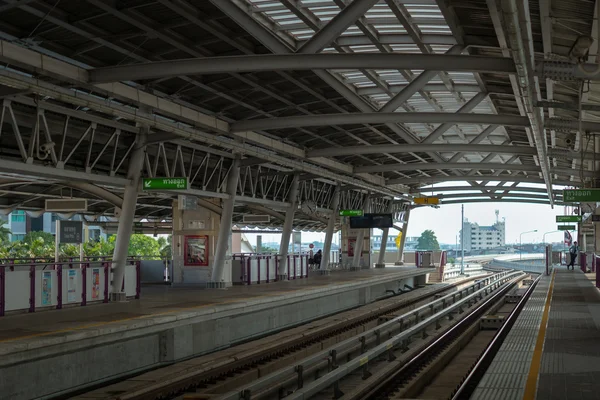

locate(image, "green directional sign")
(142, 177), (188, 190)
(339, 210), (363, 217)
(556, 215), (582, 223)
(563, 189), (600, 203)
(557, 225), (576, 231)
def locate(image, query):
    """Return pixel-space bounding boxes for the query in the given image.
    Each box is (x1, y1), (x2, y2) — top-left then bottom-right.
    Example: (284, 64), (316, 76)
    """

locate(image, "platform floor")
(0, 266), (419, 345)
(471, 268), (600, 400)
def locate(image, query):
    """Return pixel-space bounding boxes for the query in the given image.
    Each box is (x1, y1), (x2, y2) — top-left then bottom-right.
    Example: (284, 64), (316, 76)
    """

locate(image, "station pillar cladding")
(171, 197), (232, 286)
(341, 222), (371, 269)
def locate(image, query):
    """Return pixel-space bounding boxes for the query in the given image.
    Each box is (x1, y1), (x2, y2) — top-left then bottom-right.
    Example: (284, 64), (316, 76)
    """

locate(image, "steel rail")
(217, 270), (519, 400)
(450, 273), (543, 399)
(282, 272), (523, 400)
(356, 271), (528, 400)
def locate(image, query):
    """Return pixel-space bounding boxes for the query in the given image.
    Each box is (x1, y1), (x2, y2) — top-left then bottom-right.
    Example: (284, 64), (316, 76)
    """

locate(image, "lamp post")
(543, 230), (560, 245)
(520, 229), (538, 260)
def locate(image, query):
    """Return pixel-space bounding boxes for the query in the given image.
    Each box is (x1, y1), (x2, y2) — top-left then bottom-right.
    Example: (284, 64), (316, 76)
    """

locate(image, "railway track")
(73, 273), (490, 400)
(312, 272), (539, 400)
(186, 270), (521, 400)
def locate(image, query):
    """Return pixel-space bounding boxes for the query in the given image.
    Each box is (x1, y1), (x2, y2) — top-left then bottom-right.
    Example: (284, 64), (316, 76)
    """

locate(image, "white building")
(460, 210), (506, 252)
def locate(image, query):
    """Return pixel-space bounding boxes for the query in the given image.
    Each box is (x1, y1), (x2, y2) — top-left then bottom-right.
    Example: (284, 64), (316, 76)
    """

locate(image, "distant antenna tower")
(495, 209), (499, 223)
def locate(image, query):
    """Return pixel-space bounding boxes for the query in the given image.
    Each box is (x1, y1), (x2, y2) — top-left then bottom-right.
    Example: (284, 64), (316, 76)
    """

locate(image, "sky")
(245, 183), (575, 247)
(245, 201), (572, 247)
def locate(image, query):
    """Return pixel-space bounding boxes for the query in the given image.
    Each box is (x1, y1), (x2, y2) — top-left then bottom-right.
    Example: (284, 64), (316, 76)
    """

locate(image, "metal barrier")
(441, 264), (484, 281)
(0, 260), (140, 316)
(488, 258), (546, 274)
(232, 253), (309, 285)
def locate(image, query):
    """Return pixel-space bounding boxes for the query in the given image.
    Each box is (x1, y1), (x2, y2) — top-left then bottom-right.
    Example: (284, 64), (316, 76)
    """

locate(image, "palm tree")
(0, 219), (10, 243)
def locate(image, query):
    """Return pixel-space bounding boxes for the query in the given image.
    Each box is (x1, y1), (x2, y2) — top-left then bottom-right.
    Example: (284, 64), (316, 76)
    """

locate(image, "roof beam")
(412, 185), (561, 194)
(87, 54), (517, 83)
(231, 113), (529, 132)
(388, 174), (575, 186)
(298, 0), (379, 53)
(441, 199), (565, 205)
(307, 143), (566, 158)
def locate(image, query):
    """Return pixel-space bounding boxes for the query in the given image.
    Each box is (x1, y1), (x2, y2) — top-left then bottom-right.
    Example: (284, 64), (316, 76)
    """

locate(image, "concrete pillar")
(395, 208), (411, 265)
(376, 202), (395, 268)
(320, 184), (340, 272)
(352, 196), (371, 269)
(209, 156), (240, 288)
(110, 127), (148, 300)
(278, 173), (299, 279)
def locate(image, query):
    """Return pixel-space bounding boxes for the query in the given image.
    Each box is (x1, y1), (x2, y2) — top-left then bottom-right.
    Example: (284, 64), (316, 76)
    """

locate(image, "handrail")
(217, 270), (521, 400)
(450, 273), (542, 399)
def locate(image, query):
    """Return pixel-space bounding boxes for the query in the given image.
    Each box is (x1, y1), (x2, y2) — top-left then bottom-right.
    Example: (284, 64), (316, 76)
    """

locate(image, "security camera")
(565, 133), (576, 147)
(40, 142), (55, 154)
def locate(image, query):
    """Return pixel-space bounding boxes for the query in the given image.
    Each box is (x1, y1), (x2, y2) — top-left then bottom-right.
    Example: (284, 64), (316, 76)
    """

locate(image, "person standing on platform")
(313, 250), (322, 267)
(567, 241), (579, 270)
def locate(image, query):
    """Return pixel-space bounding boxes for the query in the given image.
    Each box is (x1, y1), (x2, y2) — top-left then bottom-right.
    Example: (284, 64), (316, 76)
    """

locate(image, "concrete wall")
(0, 269), (431, 400)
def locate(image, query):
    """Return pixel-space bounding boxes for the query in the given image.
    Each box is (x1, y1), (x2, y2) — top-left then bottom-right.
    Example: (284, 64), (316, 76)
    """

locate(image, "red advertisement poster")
(347, 238), (356, 257)
(184, 235), (209, 266)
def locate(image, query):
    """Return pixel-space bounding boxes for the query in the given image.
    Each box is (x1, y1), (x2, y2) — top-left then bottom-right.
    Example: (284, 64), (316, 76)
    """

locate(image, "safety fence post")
(275, 255), (279, 281)
(56, 263), (63, 310)
(136, 260), (141, 299)
(293, 255), (297, 279)
(287, 255), (290, 279)
(29, 264), (35, 313)
(545, 245), (550, 276)
(596, 255), (600, 288)
(266, 256), (270, 283)
(81, 263), (87, 306)
(257, 256), (261, 284)
(246, 257), (251, 286)
(103, 262), (109, 303)
(581, 252), (587, 273)
(0, 265), (5, 317)
(305, 255), (309, 278)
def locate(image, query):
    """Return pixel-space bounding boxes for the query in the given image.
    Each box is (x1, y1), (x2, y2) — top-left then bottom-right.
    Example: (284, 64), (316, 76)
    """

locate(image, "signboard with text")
(556, 215), (582, 223)
(142, 177), (188, 190)
(557, 225), (576, 231)
(339, 210), (363, 217)
(563, 189), (600, 203)
(414, 197), (439, 205)
(58, 221), (83, 244)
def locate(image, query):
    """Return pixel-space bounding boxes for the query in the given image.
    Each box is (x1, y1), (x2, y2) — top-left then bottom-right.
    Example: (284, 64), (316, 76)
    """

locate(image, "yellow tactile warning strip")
(523, 270), (555, 400)
(0, 273), (400, 344)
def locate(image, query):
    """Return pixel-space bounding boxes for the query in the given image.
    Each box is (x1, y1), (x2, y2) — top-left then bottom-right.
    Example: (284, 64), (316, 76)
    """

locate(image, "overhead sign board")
(58, 221), (83, 244)
(556, 215), (582, 223)
(339, 210), (363, 217)
(349, 213), (394, 229)
(563, 189), (600, 203)
(142, 177), (188, 190)
(557, 225), (576, 231)
(414, 197), (439, 205)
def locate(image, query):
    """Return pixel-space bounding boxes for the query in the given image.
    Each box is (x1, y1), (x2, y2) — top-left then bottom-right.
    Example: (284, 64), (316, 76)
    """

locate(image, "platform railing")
(232, 253), (309, 285)
(0, 259), (140, 317)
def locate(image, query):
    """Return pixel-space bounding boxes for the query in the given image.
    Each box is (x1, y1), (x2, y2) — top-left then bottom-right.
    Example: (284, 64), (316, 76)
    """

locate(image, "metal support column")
(395, 208), (411, 265)
(352, 196), (371, 270)
(209, 156), (241, 288)
(376, 202), (395, 268)
(320, 184), (340, 274)
(110, 127), (148, 301)
(278, 173), (299, 280)
(461, 204), (465, 275)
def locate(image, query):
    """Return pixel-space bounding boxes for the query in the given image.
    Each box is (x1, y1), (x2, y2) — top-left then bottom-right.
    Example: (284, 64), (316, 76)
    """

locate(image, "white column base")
(277, 274), (288, 281)
(206, 281), (228, 289)
(394, 261), (404, 266)
(110, 292), (127, 302)
(375, 263), (386, 268)
(314, 269), (331, 276)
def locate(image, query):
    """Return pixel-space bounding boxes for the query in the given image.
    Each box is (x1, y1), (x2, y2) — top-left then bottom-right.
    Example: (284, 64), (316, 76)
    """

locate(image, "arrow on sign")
(144, 180), (151, 188)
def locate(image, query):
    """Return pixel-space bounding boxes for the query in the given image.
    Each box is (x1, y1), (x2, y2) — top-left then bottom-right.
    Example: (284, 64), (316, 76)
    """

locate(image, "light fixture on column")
(569, 35), (593, 62)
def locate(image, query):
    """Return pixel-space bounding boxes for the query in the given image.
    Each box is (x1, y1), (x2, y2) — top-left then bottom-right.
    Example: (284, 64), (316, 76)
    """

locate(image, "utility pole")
(461, 204), (465, 274)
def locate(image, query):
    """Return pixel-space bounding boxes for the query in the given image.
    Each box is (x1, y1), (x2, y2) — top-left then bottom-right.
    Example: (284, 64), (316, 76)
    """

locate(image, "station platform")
(471, 267), (600, 400)
(0, 266), (431, 400)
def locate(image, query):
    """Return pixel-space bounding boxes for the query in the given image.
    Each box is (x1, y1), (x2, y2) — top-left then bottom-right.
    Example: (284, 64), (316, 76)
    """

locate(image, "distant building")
(459, 210), (506, 252)
(372, 234), (419, 252)
(4, 211), (106, 242)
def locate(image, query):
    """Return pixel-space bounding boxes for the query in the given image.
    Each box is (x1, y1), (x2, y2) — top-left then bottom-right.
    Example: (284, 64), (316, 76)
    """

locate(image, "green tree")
(417, 230), (440, 250)
(0, 219), (10, 243)
(127, 234), (161, 258)
(23, 231), (54, 245)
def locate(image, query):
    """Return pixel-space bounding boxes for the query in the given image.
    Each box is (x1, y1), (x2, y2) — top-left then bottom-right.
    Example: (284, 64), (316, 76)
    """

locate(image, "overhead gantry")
(0, 0), (597, 289)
